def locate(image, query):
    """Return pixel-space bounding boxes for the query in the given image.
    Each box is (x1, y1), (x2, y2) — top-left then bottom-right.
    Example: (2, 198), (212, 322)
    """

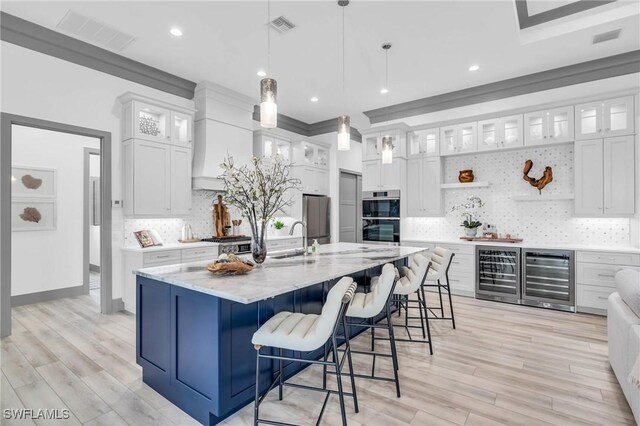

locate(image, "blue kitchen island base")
(136, 262), (402, 425)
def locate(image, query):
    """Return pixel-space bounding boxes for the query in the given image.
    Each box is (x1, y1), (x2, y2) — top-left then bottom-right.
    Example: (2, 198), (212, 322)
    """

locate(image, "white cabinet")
(407, 128), (439, 158)
(171, 111), (193, 147)
(440, 122), (477, 155)
(254, 131), (291, 163)
(524, 106), (574, 146)
(477, 115), (523, 151)
(576, 249), (640, 315)
(362, 126), (408, 161)
(576, 96), (634, 140)
(120, 95), (194, 145)
(362, 159), (405, 191)
(575, 136), (635, 216)
(292, 165), (329, 196)
(406, 157), (442, 216)
(123, 140), (192, 217)
(292, 139), (329, 168)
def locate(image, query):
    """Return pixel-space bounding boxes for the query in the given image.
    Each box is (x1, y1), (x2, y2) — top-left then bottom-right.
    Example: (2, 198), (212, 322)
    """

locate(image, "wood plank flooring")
(0, 294), (634, 425)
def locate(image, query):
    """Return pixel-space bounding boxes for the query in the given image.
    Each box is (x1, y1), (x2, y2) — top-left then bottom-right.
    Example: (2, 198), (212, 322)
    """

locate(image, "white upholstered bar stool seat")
(423, 247), (457, 329)
(252, 277), (359, 426)
(396, 254), (430, 295)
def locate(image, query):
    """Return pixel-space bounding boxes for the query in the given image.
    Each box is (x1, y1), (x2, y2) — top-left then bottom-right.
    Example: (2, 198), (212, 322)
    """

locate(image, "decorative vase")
(251, 223), (268, 264)
(274, 227), (287, 237)
(458, 169), (474, 183)
(465, 227), (478, 237)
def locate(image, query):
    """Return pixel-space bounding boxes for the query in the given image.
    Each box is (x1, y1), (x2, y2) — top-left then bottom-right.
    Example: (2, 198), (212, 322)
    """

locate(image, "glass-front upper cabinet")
(291, 139), (330, 170)
(477, 115), (522, 151)
(407, 128), (439, 158)
(316, 146), (328, 167)
(133, 101), (171, 142)
(576, 96), (634, 140)
(171, 111), (193, 147)
(440, 122), (476, 155)
(459, 122), (477, 153)
(477, 120), (498, 151)
(524, 106), (573, 146)
(363, 133), (380, 160)
(253, 132), (291, 163)
(440, 126), (457, 155)
(362, 126), (408, 160)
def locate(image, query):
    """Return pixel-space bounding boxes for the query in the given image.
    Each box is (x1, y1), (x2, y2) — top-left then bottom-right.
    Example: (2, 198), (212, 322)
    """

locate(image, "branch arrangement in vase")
(220, 155), (301, 263)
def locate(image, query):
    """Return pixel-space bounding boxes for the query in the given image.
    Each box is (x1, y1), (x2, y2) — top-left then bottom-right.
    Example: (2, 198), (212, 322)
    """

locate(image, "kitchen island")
(134, 243), (425, 425)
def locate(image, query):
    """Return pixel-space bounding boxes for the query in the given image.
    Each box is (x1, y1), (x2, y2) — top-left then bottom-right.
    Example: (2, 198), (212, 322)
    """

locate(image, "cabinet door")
(406, 159), (423, 216)
(363, 134), (380, 160)
(574, 139), (604, 215)
(133, 140), (171, 216)
(604, 136), (635, 215)
(316, 168), (330, 195)
(170, 146), (192, 215)
(362, 161), (380, 190)
(380, 160), (401, 190)
(440, 126), (457, 155)
(315, 146), (329, 168)
(576, 102), (603, 140)
(408, 128), (439, 158)
(547, 106), (574, 143)
(477, 119), (498, 151)
(524, 111), (548, 146)
(134, 102), (171, 143)
(170, 112), (193, 147)
(604, 97), (634, 137)
(274, 138), (291, 163)
(422, 157), (442, 216)
(458, 122), (477, 153)
(501, 115), (523, 148)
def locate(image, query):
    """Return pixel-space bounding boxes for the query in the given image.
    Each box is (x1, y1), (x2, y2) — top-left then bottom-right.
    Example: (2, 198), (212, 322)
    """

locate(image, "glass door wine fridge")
(476, 246), (521, 304)
(522, 249), (574, 312)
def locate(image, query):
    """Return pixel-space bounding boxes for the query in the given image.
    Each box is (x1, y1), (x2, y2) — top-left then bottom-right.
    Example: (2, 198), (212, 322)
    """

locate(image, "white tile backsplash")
(403, 144), (631, 247)
(123, 190), (299, 247)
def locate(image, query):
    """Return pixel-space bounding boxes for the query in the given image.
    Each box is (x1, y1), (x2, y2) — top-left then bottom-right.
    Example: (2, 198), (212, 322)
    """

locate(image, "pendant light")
(381, 43), (394, 164)
(337, 0), (350, 151)
(260, 0), (277, 128)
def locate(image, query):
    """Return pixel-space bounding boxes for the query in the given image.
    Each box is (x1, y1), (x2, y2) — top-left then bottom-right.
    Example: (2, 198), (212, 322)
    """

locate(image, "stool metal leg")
(437, 279), (445, 317)
(445, 275), (456, 329)
(332, 335), (348, 426)
(420, 284), (434, 355)
(254, 348), (261, 426)
(278, 348), (283, 400)
(385, 302), (401, 397)
(342, 315), (359, 414)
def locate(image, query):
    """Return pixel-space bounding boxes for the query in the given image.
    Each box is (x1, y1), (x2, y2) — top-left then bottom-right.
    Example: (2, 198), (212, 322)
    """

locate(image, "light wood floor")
(1, 294), (634, 426)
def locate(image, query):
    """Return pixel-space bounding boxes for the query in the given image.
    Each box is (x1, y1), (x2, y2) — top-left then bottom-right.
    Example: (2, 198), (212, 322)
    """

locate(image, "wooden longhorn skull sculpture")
(523, 160), (553, 194)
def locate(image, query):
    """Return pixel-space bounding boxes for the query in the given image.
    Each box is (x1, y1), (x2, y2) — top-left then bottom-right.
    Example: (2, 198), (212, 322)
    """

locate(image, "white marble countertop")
(122, 242), (219, 253)
(265, 235), (303, 241)
(134, 242), (426, 304)
(401, 238), (640, 254)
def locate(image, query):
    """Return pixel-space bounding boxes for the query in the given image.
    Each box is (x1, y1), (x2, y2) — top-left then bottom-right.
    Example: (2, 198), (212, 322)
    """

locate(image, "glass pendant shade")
(337, 115), (351, 151)
(381, 135), (393, 164)
(260, 78), (277, 128)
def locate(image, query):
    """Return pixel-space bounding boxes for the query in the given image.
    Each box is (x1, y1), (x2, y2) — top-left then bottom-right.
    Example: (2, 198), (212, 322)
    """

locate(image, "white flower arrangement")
(451, 196), (485, 229)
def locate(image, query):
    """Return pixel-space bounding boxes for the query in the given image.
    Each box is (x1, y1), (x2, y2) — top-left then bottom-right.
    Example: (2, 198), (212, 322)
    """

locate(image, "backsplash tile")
(403, 144), (631, 247)
(123, 190), (298, 246)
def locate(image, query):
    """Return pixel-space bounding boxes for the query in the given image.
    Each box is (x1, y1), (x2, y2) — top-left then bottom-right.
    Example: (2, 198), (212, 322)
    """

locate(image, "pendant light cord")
(267, 0), (271, 75)
(342, 5), (345, 103)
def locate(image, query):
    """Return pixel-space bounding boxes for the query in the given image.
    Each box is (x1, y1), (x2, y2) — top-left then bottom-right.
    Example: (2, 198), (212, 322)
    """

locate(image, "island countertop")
(134, 242), (426, 304)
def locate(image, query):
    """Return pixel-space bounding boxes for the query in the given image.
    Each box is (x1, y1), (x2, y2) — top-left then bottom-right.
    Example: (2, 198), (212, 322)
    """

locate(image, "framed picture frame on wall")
(11, 166), (56, 198)
(11, 199), (57, 231)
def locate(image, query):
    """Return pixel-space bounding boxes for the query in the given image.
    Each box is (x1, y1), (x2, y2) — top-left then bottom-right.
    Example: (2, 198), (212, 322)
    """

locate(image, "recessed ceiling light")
(310, 97), (319, 102)
(170, 28), (183, 37)
(257, 70), (267, 77)
(380, 88), (389, 94)
(468, 64), (480, 71)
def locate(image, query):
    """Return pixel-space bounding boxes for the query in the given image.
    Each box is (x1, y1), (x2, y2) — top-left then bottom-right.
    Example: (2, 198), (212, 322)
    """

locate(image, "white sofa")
(608, 269), (640, 424)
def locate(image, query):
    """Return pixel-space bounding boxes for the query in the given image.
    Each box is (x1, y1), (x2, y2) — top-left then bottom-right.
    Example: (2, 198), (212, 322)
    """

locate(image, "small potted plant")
(451, 196), (485, 238)
(271, 218), (288, 237)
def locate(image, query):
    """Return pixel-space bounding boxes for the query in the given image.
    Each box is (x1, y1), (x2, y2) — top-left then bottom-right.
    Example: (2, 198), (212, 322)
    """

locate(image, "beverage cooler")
(476, 246), (575, 312)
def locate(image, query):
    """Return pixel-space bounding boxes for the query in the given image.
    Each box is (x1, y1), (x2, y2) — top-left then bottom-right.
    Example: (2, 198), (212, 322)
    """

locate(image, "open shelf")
(440, 181), (490, 189)
(511, 194), (574, 201)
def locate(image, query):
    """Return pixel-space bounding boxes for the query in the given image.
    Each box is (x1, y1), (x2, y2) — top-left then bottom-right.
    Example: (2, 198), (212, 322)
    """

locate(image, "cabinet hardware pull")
(597, 296), (608, 300)
(597, 273), (615, 278)
(157, 255), (171, 258)
(597, 256), (614, 261)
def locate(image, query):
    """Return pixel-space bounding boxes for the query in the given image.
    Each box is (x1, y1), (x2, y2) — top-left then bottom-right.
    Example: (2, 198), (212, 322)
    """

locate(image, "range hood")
(192, 81), (255, 191)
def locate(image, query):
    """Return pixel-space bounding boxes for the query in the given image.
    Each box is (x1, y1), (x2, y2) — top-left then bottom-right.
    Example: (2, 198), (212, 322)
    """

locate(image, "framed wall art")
(11, 199), (57, 231)
(11, 166), (57, 198)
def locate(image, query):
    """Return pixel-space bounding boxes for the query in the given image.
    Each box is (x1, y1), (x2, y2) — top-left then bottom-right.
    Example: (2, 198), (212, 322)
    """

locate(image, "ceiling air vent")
(56, 10), (136, 52)
(269, 16), (296, 34)
(592, 29), (622, 44)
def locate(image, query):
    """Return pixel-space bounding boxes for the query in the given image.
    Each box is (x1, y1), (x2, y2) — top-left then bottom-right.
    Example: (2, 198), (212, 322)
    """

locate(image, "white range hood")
(192, 81), (256, 191)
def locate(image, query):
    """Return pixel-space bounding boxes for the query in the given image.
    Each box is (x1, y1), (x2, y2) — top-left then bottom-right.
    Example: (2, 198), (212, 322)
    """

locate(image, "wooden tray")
(213, 235), (247, 239)
(460, 237), (523, 243)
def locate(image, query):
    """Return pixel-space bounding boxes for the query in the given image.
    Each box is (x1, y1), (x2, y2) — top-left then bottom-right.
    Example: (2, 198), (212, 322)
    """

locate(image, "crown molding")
(0, 12), (196, 99)
(363, 50), (640, 124)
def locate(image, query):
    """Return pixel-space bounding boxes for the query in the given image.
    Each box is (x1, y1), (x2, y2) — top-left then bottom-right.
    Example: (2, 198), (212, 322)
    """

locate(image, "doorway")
(85, 148), (101, 303)
(338, 170), (362, 243)
(1, 114), (113, 338)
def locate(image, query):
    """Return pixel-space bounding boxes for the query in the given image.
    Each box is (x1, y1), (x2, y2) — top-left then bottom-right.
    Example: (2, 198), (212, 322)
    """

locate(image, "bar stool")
(422, 247), (456, 329)
(252, 277), (358, 426)
(391, 253), (434, 354)
(335, 263), (402, 398)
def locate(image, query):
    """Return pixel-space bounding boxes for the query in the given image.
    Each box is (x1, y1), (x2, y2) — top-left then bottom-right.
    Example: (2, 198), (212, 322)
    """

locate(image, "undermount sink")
(270, 250), (306, 259)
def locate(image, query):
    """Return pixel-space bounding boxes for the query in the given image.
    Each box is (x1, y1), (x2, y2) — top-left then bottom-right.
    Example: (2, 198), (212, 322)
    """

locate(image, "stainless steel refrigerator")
(303, 195), (331, 244)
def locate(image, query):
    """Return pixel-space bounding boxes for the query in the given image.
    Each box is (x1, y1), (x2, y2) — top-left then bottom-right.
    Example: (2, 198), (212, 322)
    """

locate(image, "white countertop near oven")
(401, 238), (640, 254)
(122, 242), (220, 253)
